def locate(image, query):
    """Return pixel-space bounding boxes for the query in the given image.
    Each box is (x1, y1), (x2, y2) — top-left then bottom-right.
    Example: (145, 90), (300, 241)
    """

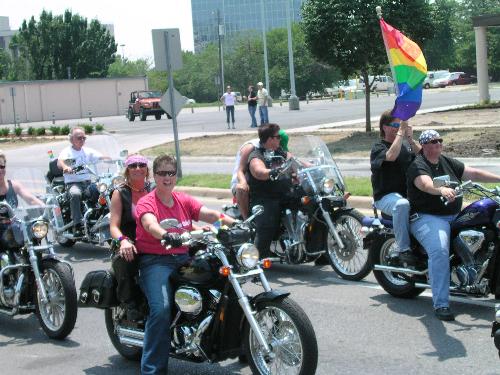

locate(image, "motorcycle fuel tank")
(171, 252), (222, 287)
(452, 198), (499, 231)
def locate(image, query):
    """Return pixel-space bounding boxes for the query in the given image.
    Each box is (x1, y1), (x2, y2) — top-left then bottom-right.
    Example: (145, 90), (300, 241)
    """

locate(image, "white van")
(423, 70), (449, 89)
(358, 75), (395, 92)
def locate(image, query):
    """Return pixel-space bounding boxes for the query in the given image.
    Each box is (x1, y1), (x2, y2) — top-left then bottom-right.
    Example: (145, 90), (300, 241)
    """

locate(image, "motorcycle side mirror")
(160, 218), (180, 229)
(120, 150), (128, 158)
(433, 175), (451, 188)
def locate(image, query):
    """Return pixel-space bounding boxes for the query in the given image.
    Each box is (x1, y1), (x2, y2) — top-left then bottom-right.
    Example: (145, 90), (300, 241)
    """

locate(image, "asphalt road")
(0, 241), (498, 375)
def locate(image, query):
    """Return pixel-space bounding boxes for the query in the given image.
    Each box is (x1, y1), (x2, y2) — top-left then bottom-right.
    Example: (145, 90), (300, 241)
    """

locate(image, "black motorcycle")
(363, 176), (500, 301)
(225, 135), (368, 280)
(0, 170), (77, 339)
(79, 206), (318, 374)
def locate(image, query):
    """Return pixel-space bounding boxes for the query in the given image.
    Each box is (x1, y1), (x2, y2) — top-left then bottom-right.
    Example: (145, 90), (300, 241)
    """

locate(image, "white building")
(0, 16), (16, 57)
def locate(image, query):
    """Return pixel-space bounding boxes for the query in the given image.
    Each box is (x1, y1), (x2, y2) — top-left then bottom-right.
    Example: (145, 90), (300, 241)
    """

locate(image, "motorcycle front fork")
(319, 205), (345, 249)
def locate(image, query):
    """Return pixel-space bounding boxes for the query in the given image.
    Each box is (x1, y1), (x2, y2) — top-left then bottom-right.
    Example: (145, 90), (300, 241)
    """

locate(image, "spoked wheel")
(105, 307), (142, 361)
(35, 261), (77, 339)
(372, 236), (424, 298)
(327, 210), (371, 281)
(244, 297), (318, 375)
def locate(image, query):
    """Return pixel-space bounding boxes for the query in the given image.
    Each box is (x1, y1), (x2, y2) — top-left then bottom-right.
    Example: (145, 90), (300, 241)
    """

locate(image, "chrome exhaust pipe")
(119, 336), (143, 348)
(0, 306), (18, 316)
(374, 264), (427, 275)
(117, 326), (144, 340)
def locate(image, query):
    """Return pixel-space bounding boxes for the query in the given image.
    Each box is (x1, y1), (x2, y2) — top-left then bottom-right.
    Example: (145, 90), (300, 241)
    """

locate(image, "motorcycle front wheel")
(105, 307), (143, 361)
(326, 210), (371, 281)
(34, 261), (77, 339)
(244, 297), (318, 375)
(372, 236), (424, 298)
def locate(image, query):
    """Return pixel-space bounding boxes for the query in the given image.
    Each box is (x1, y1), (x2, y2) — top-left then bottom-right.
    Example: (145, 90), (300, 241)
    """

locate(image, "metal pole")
(286, 0), (299, 110)
(260, 0), (270, 93)
(165, 31), (183, 178)
(217, 9), (224, 97)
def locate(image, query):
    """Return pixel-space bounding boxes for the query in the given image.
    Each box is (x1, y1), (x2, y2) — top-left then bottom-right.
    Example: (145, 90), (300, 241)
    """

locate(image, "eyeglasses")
(386, 122), (401, 128)
(426, 138), (444, 145)
(127, 163), (147, 169)
(270, 135), (281, 140)
(155, 170), (177, 177)
(0, 165), (5, 169)
(76, 136), (87, 141)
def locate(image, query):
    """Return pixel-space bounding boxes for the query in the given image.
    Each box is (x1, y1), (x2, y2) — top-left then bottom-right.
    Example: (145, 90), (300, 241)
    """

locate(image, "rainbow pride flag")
(380, 19), (427, 120)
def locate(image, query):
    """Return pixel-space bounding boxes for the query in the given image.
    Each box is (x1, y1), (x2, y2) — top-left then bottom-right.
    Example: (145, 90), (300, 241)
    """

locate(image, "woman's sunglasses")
(386, 122), (401, 128)
(0, 165), (5, 169)
(426, 138), (444, 145)
(155, 170), (177, 177)
(127, 163), (147, 169)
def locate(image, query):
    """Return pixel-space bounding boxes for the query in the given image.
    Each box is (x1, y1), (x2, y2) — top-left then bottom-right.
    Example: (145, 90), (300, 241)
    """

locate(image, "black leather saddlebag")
(78, 270), (119, 309)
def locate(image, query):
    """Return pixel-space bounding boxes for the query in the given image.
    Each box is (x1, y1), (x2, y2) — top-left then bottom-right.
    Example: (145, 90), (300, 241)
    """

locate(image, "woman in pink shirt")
(135, 154), (234, 375)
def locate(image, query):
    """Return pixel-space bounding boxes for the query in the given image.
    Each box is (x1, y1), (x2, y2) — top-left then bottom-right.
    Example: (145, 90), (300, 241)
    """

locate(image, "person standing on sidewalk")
(370, 110), (421, 266)
(220, 85), (236, 129)
(247, 85), (258, 128)
(257, 82), (269, 125)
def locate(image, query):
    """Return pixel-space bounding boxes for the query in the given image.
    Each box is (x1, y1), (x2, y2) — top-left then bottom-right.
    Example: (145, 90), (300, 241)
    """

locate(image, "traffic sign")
(159, 87), (185, 118)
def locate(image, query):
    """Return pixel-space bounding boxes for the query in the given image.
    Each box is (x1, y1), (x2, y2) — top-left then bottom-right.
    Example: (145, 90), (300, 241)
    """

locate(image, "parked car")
(449, 72), (477, 85)
(424, 70), (449, 89)
(127, 90), (171, 121)
(359, 75), (395, 92)
(233, 91), (242, 102)
(430, 71), (454, 88)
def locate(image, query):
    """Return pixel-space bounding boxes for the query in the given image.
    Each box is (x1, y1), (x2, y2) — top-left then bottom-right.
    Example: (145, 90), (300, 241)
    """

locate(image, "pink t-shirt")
(135, 190), (203, 255)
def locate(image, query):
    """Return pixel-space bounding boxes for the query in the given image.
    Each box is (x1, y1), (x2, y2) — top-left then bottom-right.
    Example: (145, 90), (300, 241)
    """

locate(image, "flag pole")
(376, 6), (399, 97)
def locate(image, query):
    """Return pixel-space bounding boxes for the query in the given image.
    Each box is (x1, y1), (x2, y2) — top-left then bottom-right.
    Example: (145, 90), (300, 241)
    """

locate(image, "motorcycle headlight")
(112, 176), (125, 188)
(236, 243), (259, 269)
(31, 221), (49, 239)
(98, 183), (108, 193)
(322, 178), (335, 194)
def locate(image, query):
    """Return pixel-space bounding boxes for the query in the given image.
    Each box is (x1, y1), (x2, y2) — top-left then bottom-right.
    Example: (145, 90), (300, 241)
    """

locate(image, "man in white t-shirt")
(220, 85), (236, 130)
(57, 127), (106, 235)
(257, 82), (269, 125)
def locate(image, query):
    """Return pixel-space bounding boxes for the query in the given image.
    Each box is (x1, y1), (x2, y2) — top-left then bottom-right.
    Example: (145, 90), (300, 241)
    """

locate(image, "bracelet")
(113, 235), (129, 247)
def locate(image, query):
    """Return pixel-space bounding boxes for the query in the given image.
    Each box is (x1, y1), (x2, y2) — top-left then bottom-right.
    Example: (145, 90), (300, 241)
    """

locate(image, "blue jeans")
(374, 193), (411, 252)
(138, 254), (189, 375)
(259, 105), (269, 125)
(410, 213), (456, 309)
(248, 105), (257, 127)
(226, 105), (235, 125)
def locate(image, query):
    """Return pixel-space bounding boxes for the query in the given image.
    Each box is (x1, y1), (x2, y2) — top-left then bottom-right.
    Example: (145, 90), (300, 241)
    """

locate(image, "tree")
(0, 49), (10, 80)
(108, 57), (151, 77)
(301, 0), (434, 131)
(10, 9), (116, 80)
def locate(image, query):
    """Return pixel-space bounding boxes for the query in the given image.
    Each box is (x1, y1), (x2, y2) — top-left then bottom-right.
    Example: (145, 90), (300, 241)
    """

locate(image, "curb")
(175, 186), (374, 210)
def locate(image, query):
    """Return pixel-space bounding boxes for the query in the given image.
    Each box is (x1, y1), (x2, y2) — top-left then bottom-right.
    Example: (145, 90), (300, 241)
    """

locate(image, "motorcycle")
(224, 135), (369, 280)
(45, 134), (126, 247)
(493, 304), (500, 358)
(364, 176), (500, 302)
(79, 206), (318, 374)
(0, 169), (77, 339)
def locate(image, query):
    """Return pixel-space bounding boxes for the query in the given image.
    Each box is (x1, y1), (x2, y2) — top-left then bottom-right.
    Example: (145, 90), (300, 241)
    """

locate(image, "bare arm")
(236, 144), (255, 190)
(462, 166), (500, 183)
(198, 206), (235, 226)
(385, 121), (407, 161)
(414, 175), (457, 202)
(11, 181), (44, 206)
(57, 158), (72, 174)
(140, 212), (167, 240)
(249, 158), (272, 181)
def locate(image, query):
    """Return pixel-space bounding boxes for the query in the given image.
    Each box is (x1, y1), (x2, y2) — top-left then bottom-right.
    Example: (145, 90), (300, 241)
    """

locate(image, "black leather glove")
(162, 232), (183, 248)
(269, 168), (281, 181)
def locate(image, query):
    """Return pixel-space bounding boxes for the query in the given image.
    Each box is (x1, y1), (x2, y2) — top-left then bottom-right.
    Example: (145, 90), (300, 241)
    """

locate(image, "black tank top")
(0, 180), (18, 209)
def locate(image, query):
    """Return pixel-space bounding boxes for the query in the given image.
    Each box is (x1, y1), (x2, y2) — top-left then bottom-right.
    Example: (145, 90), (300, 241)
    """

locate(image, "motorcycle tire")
(371, 235), (425, 299)
(327, 209), (372, 281)
(243, 297), (318, 375)
(34, 260), (78, 340)
(105, 307), (142, 361)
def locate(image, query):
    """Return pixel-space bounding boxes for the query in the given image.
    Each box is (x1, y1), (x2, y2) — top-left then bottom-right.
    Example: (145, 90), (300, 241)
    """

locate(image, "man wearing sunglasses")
(406, 129), (500, 321)
(57, 127), (108, 236)
(371, 110), (421, 266)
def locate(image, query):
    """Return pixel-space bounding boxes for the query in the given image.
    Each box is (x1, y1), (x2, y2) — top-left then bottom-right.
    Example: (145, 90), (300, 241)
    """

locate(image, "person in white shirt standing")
(57, 127), (106, 235)
(256, 81), (269, 125)
(220, 85), (236, 129)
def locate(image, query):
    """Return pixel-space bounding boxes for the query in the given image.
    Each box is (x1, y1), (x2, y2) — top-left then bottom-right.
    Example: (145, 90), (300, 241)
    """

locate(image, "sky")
(5, 0), (194, 60)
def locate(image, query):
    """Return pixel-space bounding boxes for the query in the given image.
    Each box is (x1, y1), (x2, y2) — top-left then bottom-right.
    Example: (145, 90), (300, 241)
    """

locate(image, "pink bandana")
(125, 155), (149, 167)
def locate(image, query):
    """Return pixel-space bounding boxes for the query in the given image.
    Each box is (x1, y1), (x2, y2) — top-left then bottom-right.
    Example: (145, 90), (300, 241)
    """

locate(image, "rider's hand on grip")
(269, 168), (282, 181)
(162, 232), (183, 248)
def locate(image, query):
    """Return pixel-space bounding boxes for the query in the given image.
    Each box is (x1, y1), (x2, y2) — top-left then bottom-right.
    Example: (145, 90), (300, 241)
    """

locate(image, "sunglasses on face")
(386, 122), (401, 128)
(127, 163), (147, 169)
(75, 136), (87, 141)
(155, 170), (177, 177)
(426, 138), (444, 145)
(0, 165), (5, 169)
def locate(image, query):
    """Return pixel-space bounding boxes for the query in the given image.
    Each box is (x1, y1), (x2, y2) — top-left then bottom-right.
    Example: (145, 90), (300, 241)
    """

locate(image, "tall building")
(0, 17), (16, 56)
(192, 0), (303, 53)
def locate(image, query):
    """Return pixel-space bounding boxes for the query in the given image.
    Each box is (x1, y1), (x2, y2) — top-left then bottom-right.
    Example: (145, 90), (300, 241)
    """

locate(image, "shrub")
(14, 127), (23, 137)
(0, 128), (10, 137)
(83, 124), (94, 134)
(27, 126), (35, 136)
(36, 127), (46, 136)
(95, 124), (104, 132)
(49, 126), (61, 135)
(61, 125), (70, 135)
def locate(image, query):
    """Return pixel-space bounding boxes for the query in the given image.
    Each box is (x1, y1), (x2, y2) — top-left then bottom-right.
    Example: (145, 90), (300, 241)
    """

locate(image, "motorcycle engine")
(0, 252), (16, 306)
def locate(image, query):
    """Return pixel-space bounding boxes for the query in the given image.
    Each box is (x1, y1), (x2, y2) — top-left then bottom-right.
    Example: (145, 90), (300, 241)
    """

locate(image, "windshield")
(139, 91), (162, 99)
(82, 133), (125, 178)
(287, 135), (346, 195)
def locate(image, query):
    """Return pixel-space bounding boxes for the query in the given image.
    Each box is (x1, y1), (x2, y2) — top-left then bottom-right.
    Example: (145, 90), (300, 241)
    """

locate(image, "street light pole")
(260, 0), (270, 94)
(217, 9), (225, 96)
(286, 0), (299, 110)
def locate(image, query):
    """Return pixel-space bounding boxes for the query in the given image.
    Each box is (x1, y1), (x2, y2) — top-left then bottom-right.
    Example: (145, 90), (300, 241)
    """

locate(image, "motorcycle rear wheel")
(105, 307), (143, 361)
(34, 261), (77, 339)
(244, 297), (318, 375)
(327, 210), (371, 281)
(372, 236), (425, 298)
